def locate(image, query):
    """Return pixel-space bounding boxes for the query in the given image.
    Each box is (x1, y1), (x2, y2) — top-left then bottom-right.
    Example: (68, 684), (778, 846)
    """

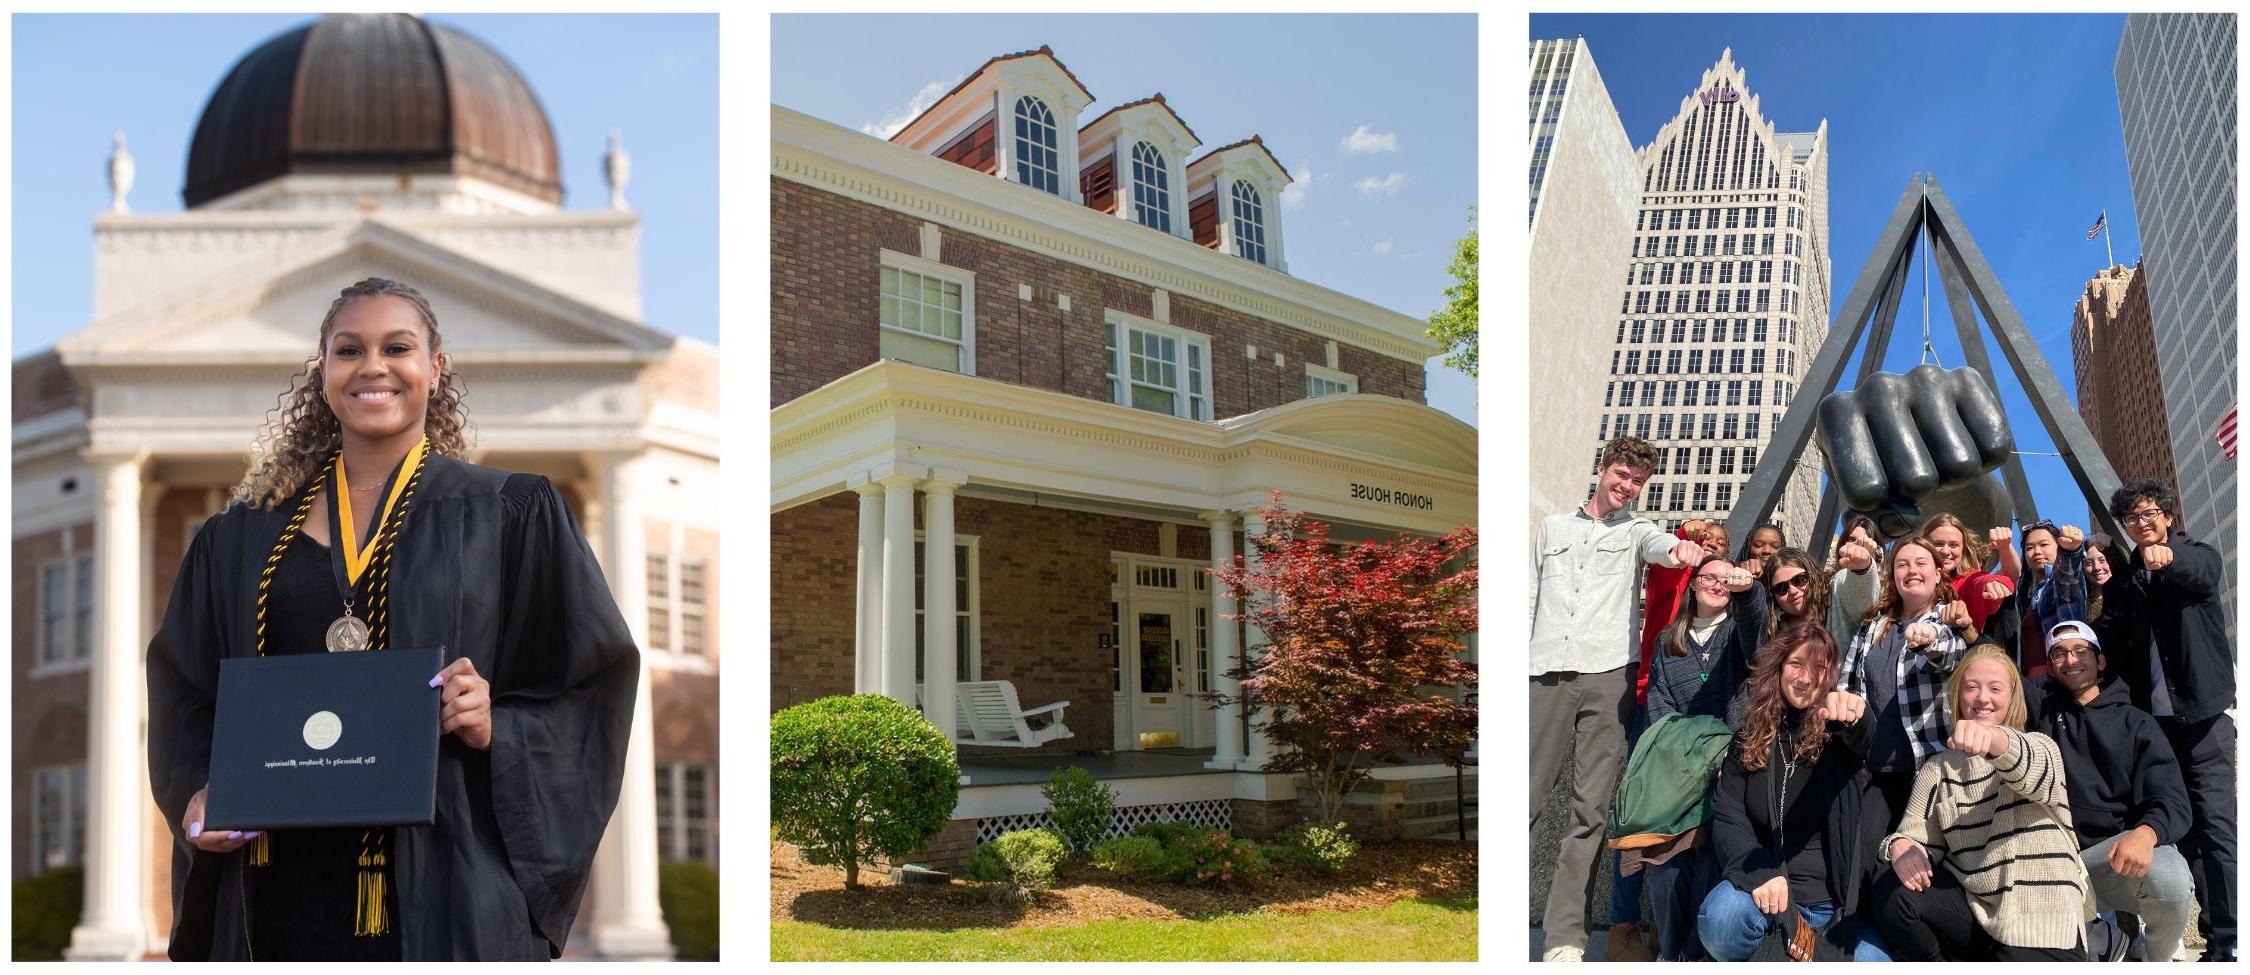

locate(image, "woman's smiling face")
(321, 295), (437, 444)
(1958, 657), (2014, 726)
(1925, 524), (1965, 575)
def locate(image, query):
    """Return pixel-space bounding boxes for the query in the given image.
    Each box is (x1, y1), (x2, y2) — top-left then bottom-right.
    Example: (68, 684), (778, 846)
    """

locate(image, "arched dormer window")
(1130, 141), (1171, 233)
(1230, 180), (1267, 265)
(1013, 95), (1061, 194)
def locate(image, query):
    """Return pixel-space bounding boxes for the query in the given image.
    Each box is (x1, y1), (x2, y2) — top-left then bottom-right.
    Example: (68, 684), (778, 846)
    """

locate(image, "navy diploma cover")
(202, 646), (443, 830)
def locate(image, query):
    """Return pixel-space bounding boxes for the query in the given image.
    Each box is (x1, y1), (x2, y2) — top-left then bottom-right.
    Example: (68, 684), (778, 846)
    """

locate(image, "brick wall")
(13, 525), (91, 881)
(770, 491), (1211, 754)
(772, 177), (1425, 411)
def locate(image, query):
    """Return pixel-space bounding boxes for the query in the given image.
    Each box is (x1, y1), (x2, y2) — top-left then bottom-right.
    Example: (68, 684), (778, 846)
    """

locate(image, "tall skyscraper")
(2071, 261), (2179, 490)
(2115, 12), (2236, 624)
(1592, 49), (1832, 544)
(1528, 38), (1638, 529)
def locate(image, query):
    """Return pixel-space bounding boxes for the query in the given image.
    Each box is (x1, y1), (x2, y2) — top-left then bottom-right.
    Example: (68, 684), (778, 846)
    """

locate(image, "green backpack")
(1609, 712), (1734, 844)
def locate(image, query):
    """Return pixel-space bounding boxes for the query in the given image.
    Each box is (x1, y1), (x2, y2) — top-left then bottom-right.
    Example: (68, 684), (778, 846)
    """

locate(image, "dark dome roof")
(184, 13), (561, 208)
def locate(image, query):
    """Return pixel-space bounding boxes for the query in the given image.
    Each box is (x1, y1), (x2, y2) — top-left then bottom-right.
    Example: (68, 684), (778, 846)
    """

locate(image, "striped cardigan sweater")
(1879, 725), (2092, 950)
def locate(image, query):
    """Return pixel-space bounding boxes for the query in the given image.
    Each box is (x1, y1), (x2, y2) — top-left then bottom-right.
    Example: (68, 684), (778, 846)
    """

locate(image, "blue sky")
(774, 13), (1479, 427)
(1531, 12), (2144, 532)
(10, 13), (718, 355)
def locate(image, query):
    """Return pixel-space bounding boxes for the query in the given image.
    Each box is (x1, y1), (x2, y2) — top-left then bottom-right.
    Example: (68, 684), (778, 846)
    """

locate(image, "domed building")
(12, 14), (713, 960)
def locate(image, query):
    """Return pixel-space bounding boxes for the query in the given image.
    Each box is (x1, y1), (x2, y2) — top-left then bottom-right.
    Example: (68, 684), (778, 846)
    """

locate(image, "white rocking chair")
(920, 681), (1071, 748)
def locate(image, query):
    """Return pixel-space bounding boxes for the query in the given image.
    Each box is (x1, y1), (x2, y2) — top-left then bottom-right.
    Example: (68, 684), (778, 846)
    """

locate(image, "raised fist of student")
(1981, 578), (2014, 602)
(1816, 691), (1866, 725)
(1671, 539), (1706, 566)
(1988, 526), (2013, 550)
(1904, 622), (1939, 648)
(1838, 538), (1875, 572)
(1948, 720), (2010, 759)
(1941, 601), (1972, 630)
(2142, 544), (2174, 571)
(1724, 567), (1755, 592)
(1890, 839), (1934, 892)
(2058, 525), (2084, 552)
(1738, 558), (1765, 579)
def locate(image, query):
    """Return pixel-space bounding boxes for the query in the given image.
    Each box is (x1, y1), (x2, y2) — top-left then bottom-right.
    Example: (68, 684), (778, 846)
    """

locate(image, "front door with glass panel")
(1131, 595), (1190, 749)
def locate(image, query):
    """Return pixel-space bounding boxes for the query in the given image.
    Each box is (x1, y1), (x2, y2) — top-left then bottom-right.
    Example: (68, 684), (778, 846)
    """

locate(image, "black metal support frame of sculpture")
(1726, 174), (2129, 555)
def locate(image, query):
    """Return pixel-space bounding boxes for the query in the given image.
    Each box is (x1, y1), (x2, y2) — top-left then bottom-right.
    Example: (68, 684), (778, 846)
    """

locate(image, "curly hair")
(1916, 511), (1991, 577)
(1762, 547), (1828, 635)
(1598, 435), (1658, 475)
(1863, 537), (1959, 640)
(1736, 621), (1838, 771)
(230, 278), (471, 509)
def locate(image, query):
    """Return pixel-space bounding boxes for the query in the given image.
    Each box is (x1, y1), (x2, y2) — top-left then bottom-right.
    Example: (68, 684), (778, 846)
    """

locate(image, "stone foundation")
(886, 817), (980, 872)
(1229, 797), (1299, 839)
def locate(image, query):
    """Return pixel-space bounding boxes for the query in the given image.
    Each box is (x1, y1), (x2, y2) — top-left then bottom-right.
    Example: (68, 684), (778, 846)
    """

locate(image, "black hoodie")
(2030, 675), (2191, 848)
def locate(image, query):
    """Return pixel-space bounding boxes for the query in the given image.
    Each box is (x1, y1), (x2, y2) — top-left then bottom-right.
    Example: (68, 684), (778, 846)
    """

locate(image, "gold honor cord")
(244, 437), (431, 936)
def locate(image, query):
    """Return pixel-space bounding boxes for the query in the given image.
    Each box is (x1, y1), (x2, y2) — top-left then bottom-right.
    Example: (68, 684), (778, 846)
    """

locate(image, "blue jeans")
(1698, 880), (1892, 962)
(1609, 703), (1650, 926)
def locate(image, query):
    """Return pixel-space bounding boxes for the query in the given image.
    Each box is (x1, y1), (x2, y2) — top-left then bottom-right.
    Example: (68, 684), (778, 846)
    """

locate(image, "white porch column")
(1202, 510), (1245, 769)
(849, 477), (886, 695)
(67, 453), (149, 961)
(920, 471), (966, 744)
(1240, 510), (1274, 770)
(588, 451), (672, 959)
(877, 466), (924, 706)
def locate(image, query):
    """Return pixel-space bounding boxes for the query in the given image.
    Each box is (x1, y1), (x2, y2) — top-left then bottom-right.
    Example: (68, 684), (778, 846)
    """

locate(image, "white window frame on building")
(1105, 311), (1211, 420)
(877, 249), (976, 375)
(1011, 94), (1064, 195)
(30, 764), (87, 875)
(1229, 180), (1268, 265)
(913, 532), (981, 684)
(653, 761), (715, 865)
(1305, 362), (1357, 398)
(643, 546), (711, 670)
(33, 552), (95, 676)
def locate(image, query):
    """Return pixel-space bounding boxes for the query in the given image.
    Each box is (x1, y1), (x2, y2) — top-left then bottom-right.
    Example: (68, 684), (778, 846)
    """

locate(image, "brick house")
(771, 47), (1477, 862)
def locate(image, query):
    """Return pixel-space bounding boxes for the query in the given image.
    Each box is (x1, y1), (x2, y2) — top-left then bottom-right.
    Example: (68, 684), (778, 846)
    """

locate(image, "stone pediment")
(1222, 394), (1478, 475)
(59, 220), (671, 363)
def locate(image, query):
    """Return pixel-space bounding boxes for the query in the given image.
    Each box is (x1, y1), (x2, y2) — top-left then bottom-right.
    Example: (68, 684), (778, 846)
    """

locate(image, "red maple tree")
(1207, 496), (1479, 825)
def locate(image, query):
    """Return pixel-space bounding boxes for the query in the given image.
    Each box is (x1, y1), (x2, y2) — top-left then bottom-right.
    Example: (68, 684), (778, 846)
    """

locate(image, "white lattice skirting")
(976, 799), (1232, 845)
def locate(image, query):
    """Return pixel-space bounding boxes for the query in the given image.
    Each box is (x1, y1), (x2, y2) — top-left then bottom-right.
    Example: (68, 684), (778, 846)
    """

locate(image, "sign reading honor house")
(1350, 482), (1437, 512)
(203, 646), (443, 830)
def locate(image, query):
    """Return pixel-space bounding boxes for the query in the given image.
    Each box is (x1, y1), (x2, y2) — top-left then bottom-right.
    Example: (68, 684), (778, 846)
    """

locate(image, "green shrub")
(11, 866), (81, 961)
(1276, 821), (1360, 874)
(658, 860), (719, 960)
(771, 694), (961, 890)
(963, 828), (1070, 899)
(1162, 829), (1269, 887)
(1131, 820), (1207, 848)
(1041, 767), (1118, 851)
(1089, 835), (1165, 877)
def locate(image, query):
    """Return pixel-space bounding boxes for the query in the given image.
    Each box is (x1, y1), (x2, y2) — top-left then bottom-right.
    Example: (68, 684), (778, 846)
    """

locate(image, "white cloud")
(1355, 172), (1407, 200)
(1371, 238), (1395, 255)
(1340, 125), (1400, 154)
(862, 78), (960, 139)
(1281, 159), (1316, 209)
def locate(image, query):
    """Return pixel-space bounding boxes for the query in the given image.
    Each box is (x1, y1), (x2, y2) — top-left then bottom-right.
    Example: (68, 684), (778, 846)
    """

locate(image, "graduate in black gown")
(145, 277), (640, 960)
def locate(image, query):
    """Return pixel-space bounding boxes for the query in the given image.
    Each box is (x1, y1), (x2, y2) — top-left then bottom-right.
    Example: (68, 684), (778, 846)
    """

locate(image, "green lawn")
(771, 895), (1477, 962)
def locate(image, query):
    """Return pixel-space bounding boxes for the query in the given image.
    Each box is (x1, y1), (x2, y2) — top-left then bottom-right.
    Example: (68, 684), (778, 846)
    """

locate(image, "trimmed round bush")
(1041, 766), (1117, 851)
(658, 860), (720, 960)
(964, 828), (1070, 899)
(1089, 835), (1164, 877)
(771, 694), (960, 889)
(1276, 821), (1360, 874)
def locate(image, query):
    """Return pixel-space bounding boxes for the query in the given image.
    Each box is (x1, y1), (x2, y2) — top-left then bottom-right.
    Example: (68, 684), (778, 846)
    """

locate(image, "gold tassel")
(248, 832), (270, 866)
(355, 846), (389, 936)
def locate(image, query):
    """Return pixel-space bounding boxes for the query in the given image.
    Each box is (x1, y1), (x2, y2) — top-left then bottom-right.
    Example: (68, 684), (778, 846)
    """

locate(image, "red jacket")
(1634, 528), (1695, 706)
(1952, 567), (2014, 634)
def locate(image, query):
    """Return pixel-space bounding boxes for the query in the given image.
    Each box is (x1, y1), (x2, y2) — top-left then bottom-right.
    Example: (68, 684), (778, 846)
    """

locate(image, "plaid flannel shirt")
(1839, 603), (1971, 765)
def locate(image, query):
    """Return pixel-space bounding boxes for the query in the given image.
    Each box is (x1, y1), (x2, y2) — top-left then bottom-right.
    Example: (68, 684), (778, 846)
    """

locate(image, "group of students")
(1531, 435), (2236, 963)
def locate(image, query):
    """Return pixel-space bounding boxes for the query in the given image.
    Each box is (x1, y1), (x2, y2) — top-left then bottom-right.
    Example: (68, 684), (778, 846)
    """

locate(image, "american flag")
(2219, 404), (2238, 460)
(2087, 211), (2107, 240)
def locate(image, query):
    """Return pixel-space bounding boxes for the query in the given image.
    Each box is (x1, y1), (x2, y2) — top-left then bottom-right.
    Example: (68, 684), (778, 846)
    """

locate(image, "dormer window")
(1230, 181), (1267, 265)
(1130, 142), (1171, 233)
(1012, 95), (1062, 194)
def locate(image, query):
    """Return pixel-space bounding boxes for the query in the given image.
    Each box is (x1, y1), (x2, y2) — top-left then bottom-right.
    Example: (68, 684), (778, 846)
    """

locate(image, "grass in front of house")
(770, 894), (1477, 962)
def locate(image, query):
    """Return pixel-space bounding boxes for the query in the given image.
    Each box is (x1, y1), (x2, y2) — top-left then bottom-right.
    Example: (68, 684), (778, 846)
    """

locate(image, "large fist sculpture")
(1816, 364), (2015, 539)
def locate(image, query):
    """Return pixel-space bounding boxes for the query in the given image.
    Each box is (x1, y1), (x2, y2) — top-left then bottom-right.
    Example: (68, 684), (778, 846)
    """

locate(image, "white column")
(1241, 510), (1274, 770)
(878, 468), (923, 706)
(67, 453), (149, 960)
(921, 471), (966, 746)
(1202, 511), (1244, 770)
(850, 478), (886, 695)
(587, 452), (673, 960)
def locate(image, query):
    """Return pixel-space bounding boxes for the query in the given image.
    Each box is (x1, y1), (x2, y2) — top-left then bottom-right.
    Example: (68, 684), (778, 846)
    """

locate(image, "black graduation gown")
(145, 456), (640, 961)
